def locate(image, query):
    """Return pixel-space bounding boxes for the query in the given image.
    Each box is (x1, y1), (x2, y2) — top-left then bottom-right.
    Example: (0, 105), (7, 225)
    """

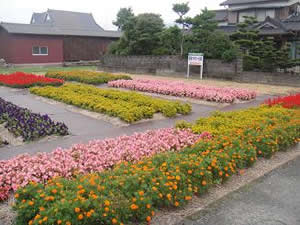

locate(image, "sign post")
(187, 53), (204, 79)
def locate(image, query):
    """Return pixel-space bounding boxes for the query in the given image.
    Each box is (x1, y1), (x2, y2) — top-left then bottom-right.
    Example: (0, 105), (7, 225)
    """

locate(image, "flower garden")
(0, 69), (299, 225)
(45, 71), (132, 85)
(0, 97), (69, 143)
(108, 79), (257, 103)
(2, 94), (297, 225)
(0, 72), (64, 88)
(30, 83), (192, 123)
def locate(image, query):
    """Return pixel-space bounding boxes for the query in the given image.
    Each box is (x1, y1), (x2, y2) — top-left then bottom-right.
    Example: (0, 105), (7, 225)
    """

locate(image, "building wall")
(63, 36), (117, 61)
(0, 28), (13, 62)
(7, 34), (63, 64)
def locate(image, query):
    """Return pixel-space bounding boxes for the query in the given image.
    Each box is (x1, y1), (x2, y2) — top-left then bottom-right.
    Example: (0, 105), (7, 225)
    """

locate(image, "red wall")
(0, 28), (13, 62)
(2, 33), (63, 64)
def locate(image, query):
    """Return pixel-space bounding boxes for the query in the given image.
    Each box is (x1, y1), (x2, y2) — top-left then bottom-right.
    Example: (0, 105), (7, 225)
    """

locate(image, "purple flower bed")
(0, 97), (69, 142)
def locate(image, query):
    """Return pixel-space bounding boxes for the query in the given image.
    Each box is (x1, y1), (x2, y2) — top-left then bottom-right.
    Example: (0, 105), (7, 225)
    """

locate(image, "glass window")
(32, 46), (48, 55)
(40, 47), (48, 55)
(32, 46), (40, 55)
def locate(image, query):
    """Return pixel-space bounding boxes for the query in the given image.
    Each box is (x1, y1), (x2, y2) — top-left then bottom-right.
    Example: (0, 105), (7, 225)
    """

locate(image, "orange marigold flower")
(139, 191), (144, 196)
(112, 218), (118, 224)
(78, 214), (84, 220)
(202, 180), (207, 186)
(130, 204), (139, 210)
(28, 201), (34, 206)
(146, 216), (151, 222)
(188, 170), (193, 174)
(66, 222), (71, 225)
(175, 176), (181, 181)
(146, 204), (151, 209)
(87, 212), (92, 217)
(14, 193), (19, 199)
(28, 220), (33, 225)
(174, 201), (180, 207)
(185, 196), (192, 201)
(51, 189), (57, 194)
(104, 207), (109, 212)
(219, 171), (223, 176)
(151, 211), (155, 216)
(104, 200), (110, 206)
(39, 207), (45, 211)
(74, 207), (80, 213)
(43, 217), (48, 222)
(57, 220), (62, 225)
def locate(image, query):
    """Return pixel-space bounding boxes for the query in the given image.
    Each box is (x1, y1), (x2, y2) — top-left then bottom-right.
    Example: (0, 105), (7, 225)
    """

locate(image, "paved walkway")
(0, 86), (271, 160)
(181, 156), (300, 225)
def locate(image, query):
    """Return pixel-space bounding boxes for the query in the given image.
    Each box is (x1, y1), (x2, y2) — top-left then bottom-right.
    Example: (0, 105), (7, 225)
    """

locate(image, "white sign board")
(187, 53), (204, 79)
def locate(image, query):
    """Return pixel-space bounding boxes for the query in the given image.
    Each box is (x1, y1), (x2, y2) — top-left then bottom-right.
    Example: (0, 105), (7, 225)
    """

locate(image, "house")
(215, 0), (300, 59)
(0, 9), (121, 64)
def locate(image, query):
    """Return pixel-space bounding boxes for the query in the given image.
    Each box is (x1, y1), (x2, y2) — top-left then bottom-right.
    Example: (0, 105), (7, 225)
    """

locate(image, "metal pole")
(200, 65), (203, 80)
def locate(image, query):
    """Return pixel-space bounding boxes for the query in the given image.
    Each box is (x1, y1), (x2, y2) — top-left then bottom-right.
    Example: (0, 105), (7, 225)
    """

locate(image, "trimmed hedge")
(13, 106), (300, 225)
(45, 71), (132, 85)
(30, 84), (192, 123)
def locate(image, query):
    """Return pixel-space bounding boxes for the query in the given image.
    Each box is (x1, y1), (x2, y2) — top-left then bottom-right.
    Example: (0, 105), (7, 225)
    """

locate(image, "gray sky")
(0, 0), (225, 30)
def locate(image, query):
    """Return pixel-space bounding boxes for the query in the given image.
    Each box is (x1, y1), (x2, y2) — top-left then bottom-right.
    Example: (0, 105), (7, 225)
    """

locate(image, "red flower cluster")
(265, 93), (300, 108)
(0, 72), (64, 88)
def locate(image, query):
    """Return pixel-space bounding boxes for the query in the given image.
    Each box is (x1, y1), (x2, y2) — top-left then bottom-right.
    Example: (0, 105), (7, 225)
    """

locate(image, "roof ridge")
(47, 9), (92, 15)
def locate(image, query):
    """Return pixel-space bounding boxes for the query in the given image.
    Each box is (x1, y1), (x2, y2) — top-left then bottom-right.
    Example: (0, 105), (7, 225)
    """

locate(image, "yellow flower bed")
(13, 106), (300, 225)
(176, 105), (294, 135)
(45, 70), (132, 84)
(30, 83), (192, 123)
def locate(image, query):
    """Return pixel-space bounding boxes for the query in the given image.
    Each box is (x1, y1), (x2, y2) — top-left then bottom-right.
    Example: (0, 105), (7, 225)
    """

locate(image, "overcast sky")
(0, 0), (225, 30)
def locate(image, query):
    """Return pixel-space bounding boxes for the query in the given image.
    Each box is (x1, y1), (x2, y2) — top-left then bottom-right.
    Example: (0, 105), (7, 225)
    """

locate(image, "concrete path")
(0, 86), (271, 160)
(181, 156), (300, 225)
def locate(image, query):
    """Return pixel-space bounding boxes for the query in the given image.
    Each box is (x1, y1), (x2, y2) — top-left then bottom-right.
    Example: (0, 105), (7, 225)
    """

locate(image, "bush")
(45, 71), (132, 85)
(13, 106), (299, 225)
(30, 83), (192, 123)
(222, 48), (238, 63)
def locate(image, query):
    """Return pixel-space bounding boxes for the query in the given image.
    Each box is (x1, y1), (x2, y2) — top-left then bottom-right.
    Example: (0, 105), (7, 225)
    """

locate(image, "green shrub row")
(30, 83), (191, 123)
(45, 70), (132, 85)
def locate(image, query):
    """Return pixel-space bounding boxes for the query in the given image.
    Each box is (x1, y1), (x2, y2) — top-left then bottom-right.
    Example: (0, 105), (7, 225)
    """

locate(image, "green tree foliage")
(232, 16), (295, 72)
(172, 2), (190, 56)
(109, 13), (164, 55)
(153, 26), (181, 55)
(113, 7), (134, 30)
(185, 8), (238, 60)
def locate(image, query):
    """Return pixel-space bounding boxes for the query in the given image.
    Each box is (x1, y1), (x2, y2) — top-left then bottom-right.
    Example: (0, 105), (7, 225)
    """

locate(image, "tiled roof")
(0, 9), (122, 38)
(220, 0), (282, 6)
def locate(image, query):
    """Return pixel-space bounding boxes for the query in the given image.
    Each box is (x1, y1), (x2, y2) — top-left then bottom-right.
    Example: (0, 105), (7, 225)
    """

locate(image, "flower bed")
(264, 93), (300, 108)
(108, 79), (257, 103)
(0, 97), (69, 142)
(12, 106), (299, 225)
(30, 84), (192, 123)
(0, 72), (64, 88)
(45, 70), (132, 85)
(176, 105), (291, 136)
(0, 128), (204, 194)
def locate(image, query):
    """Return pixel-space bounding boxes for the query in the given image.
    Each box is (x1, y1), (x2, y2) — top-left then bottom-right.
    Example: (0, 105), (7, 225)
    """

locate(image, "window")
(32, 46), (48, 55)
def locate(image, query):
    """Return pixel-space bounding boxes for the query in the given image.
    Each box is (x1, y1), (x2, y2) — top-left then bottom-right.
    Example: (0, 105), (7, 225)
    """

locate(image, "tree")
(173, 2), (190, 56)
(113, 7), (134, 30)
(109, 13), (165, 55)
(153, 26), (181, 55)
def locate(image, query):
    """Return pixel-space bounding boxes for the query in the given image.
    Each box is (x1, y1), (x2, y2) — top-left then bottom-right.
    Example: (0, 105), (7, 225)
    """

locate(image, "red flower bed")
(0, 72), (64, 88)
(265, 93), (300, 108)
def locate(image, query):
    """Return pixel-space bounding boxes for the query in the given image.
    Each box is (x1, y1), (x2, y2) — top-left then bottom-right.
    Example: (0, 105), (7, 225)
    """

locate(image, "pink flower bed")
(108, 79), (257, 103)
(0, 128), (209, 193)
